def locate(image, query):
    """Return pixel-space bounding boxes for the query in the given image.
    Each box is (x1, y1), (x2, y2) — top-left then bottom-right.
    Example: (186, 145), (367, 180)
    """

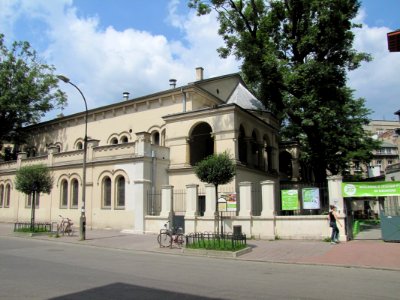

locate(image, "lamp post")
(57, 75), (88, 241)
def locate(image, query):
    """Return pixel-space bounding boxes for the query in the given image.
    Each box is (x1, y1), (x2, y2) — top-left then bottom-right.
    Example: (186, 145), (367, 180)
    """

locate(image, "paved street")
(1, 236), (400, 300)
(1, 223), (399, 271)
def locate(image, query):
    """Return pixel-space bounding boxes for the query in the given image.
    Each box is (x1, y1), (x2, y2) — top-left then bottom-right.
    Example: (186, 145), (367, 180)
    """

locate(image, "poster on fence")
(281, 189), (299, 210)
(302, 188), (320, 209)
(226, 193), (237, 212)
(219, 193), (237, 212)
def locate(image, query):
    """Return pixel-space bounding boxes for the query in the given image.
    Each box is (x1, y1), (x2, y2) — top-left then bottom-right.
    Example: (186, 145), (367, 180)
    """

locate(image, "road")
(0, 236), (399, 300)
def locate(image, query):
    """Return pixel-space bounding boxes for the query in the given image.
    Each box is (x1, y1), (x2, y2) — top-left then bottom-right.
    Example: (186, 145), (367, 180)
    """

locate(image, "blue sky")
(1, 0), (399, 121)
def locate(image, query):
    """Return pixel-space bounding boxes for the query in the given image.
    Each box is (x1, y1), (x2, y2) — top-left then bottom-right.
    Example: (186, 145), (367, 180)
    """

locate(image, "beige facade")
(0, 70), (282, 234)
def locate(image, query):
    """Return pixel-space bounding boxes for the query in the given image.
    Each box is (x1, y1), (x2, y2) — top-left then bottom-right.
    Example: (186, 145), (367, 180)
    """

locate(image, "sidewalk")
(1, 223), (399, 271)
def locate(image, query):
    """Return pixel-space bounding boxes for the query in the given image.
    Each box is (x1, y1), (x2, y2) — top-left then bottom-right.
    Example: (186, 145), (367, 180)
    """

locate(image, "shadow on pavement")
(49, 282), (222, 300)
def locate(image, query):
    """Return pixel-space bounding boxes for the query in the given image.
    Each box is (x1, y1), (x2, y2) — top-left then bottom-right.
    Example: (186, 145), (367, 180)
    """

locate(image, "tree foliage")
(15, 164), (53, 196)
(194, 152), (236, 187)
(15, 164), (53, 230)
(0, 34), (67, 150)
(189, 0), (380, 183)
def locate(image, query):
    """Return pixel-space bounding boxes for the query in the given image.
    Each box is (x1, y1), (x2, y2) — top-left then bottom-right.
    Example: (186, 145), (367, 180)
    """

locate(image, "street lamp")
(57, 75), (88, 241)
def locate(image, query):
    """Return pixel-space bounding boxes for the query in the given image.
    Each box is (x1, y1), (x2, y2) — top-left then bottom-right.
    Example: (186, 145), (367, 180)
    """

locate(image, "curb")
(182, 246), (252, 258)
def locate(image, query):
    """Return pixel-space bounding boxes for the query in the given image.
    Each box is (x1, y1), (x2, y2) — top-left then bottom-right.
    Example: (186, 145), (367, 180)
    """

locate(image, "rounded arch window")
(102, 176), (112, 208)
(189, 122), (214, 166)
(61, 179), (68, 207)
(71, 179), (79, 207)
(0, 184), (4, 207)
(120, 136), (129, 143)
(152, 131), (160, 145)
(116, 176), (125, 208)
(110, 137), (118, 145)
(76, 142), (83, 150)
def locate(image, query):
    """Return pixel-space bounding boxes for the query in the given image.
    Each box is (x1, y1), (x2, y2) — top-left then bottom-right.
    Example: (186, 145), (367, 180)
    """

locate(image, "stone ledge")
(181, 246), (252, 258)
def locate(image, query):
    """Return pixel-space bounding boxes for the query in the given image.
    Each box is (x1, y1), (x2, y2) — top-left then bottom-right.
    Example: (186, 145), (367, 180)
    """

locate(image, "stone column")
(260, 180), (276, 217)
(133, 179), (151, 234)
(204, 184), (216, 217)
(185, 184), (198, 233)
(160, 185), (173, 220)
(239, 182), (252, 217)
(135, 132), (151, 156)
(328, 175), (344, 216)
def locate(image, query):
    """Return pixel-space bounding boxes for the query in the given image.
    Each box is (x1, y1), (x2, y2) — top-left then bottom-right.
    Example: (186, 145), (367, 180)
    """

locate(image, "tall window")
(152, 131), (160, 145)
(103, 177), (112, 208)
(189, 122), (214, 166)
(71, 179), (79, 208)
(116, 176), (125, 208)
(5, 184), (10, 207)
(61, 179), (68, 207)
(0, 184), (4, 207)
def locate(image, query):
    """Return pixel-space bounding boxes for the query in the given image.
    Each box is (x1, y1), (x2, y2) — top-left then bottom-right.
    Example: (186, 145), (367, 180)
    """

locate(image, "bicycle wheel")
(176, 234), (185, 247)
(158, 232), (172, 248)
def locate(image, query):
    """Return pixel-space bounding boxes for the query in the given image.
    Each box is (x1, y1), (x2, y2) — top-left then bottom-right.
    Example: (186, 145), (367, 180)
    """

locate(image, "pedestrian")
(328, 205), (342, 244)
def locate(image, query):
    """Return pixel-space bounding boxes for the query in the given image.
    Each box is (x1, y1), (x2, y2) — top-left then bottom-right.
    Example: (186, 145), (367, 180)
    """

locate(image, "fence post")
(185, 184), (199, 233)
(327, 175), (344, 216)
(239, 182), (252, 217)
(204, 184), (216, 217)
(160, 185), (173, 220)
(260, 180), (276, 217)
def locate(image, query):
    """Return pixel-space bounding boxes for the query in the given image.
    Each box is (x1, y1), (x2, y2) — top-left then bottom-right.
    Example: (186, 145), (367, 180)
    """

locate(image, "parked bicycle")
(57, 215), (73, 236)
(157, 221), (185, 248)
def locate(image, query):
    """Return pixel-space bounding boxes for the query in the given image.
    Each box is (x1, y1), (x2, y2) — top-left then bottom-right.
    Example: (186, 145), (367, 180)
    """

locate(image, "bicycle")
(157, 221), (185, 248)
(57, 215), (74, 236)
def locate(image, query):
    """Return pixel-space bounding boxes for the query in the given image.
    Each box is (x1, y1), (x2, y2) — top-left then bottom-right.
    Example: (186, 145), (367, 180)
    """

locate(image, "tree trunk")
(30, 192), (36, 231)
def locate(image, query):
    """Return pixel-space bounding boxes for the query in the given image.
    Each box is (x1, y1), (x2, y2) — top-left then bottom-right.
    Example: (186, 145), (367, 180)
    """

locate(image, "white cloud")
(349, 10), (400, 120)
(1, 0), (240, 119)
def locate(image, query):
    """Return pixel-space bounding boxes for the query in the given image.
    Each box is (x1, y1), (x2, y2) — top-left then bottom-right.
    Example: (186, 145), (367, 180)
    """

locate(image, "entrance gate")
(342, 181), (400, 242)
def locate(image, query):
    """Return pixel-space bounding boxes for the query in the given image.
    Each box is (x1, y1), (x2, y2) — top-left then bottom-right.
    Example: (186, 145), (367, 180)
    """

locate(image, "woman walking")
(328, 205), (342, 244)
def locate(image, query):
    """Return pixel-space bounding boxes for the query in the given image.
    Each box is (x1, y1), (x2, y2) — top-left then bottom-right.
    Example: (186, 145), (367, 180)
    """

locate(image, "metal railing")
(185, 232), (247, 249)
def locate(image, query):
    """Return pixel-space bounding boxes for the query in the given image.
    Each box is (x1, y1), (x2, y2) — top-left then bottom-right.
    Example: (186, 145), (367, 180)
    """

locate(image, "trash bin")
(233, 225), (242, 236)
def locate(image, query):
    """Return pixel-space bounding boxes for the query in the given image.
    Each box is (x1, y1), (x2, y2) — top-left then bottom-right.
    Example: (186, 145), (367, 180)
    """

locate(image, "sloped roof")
(226, 83), (265, 110)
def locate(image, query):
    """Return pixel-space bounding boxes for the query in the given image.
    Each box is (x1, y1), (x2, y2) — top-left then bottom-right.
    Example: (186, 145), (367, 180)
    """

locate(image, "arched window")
(5, 184), (11, 207)
(76, 142), (83, 150)
(116, 176), (125, 208)
(102, 177), (112, 208)
(120, 136), (129, 143)
(238, 125), (247, 164)
(61, 179), (68, 207)
(152, 131), (160, 145)
(0, 184), (4, 207)
(111, 137), (118, 145)
(71, 179), (79, 208)
(189, 122), (214, 166)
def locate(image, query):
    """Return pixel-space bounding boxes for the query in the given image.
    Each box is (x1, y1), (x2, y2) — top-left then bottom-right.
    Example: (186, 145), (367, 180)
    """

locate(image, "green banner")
(281, 189), (299, 210)
(342, 181), (400, 197)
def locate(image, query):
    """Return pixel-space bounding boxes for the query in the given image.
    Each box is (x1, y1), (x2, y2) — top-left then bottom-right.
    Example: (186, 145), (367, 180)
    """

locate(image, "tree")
(0, 34), (66, 159)
(15, 164), (53, 230)
(194, 152), (236, 234)
(189, 0), (380, 183)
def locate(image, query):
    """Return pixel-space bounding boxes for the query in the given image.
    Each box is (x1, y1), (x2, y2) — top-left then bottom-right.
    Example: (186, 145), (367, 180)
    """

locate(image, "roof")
(226, 83), (265, 110)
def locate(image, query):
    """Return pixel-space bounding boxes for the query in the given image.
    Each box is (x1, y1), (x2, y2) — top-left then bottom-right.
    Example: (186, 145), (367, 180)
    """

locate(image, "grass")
(186, 239), (247, 251)
(14, 227), (50, 233)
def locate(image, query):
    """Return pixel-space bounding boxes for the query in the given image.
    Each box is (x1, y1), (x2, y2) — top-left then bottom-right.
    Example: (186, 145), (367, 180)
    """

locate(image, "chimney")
(196, 67), (204, 81)
(123, 92), (130, 100)
(169, 79), (177, 88)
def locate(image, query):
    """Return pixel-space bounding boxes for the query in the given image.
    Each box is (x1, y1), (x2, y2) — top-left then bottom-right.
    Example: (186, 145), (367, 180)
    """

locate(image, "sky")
(1, 0), (399, 121)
